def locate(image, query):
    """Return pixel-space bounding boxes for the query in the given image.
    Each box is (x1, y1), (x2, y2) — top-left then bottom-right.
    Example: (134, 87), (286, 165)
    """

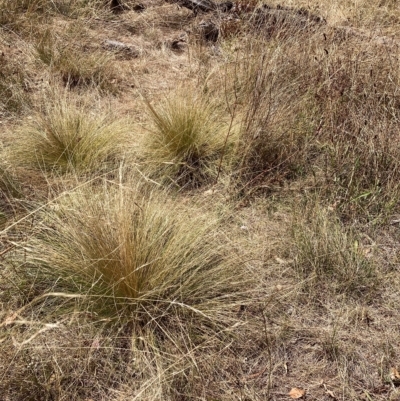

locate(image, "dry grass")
(12, 95), (133, 175)
(228, 38), (320, 195)
(0, 54), (31, 115)
(17, 182), (246, 317)
(141, 91), (230, 188)
(0, 159), (23, 227)
(35, 27), (117, 91)
(1, 0), (400, 400)
(1, 180), (250, 400)
(290, 201), (380, 298)
(56, 46), (115, 90)
(221, 21), (400, 221)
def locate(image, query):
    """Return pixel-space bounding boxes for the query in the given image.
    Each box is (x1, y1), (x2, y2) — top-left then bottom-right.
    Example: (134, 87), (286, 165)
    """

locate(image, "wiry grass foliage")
(230, 39), (319, 194)
(0, 56), (31, 115)
(0, 161), (22, 226)
(227, 27), (400, 219)
(48, 0), (106, 17)
(143, 93), (228, 188)
(0, 0), (45, 14)
(291, 203), (379, 298)
(0, 0), (104, 24)
(0, 0), (49, 33)
(20, 183), (245, 320)
(0, 162), (22, 199)
(14, 97), (131, 174)
(314, 38), (400, 220)
(56, 47), (115, 90)
(35, 29), (115, 90)
(0, 316), (157, 401)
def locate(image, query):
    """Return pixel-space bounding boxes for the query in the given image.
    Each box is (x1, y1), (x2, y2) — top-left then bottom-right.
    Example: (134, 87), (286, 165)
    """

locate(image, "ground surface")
(1, 0), (400, 400)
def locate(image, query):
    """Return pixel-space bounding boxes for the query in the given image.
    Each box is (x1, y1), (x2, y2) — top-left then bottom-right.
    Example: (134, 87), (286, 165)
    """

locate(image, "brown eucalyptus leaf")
(289, 387), (306, 399)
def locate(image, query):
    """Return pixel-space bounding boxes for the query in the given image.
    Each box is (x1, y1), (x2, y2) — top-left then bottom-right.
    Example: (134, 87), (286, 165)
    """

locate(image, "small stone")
(132, 3), (146, 12)
(103, 40), (140, 58)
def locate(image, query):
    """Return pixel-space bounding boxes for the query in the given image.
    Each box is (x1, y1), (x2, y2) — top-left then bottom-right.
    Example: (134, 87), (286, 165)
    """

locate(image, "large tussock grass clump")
(13, 98), (132, 175)
(1, 183), (250, 401)
(20, 183), (246, 319)
(143, 93), (229, 188)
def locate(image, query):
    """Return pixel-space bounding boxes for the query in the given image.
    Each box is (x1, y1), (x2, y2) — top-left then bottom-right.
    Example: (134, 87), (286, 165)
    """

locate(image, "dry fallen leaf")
(390, 367), (400, 385)
(289, 387), (306, 399)
(91, 338), (100, 349)
(362, 247), (372, 257)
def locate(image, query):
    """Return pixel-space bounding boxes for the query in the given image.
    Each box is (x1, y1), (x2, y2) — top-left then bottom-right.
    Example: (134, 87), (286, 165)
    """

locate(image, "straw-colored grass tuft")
(19, 182), (246, 321)
(142, 92), (229, 188)
(13, 97), (132, 175)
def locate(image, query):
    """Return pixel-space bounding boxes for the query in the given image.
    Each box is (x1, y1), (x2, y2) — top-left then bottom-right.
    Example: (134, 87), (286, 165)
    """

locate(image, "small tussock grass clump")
(142, 92), (229, 188)
(55, 47), (115, 90)
(19, 183), (245, 319)
(291, 202), (379, 299)
(13, 97), (132, 175)
(35, 28), (116, 91)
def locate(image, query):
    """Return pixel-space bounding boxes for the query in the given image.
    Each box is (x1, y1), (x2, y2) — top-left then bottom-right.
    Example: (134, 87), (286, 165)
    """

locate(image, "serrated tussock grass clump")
(56, 47), (115, 90)
(291, 203), (379, 299)
(35, 29), (115, 90)
(143, 93), (229, 188)
(13, 98), (132, 174)
(20, 184), (246, 321)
